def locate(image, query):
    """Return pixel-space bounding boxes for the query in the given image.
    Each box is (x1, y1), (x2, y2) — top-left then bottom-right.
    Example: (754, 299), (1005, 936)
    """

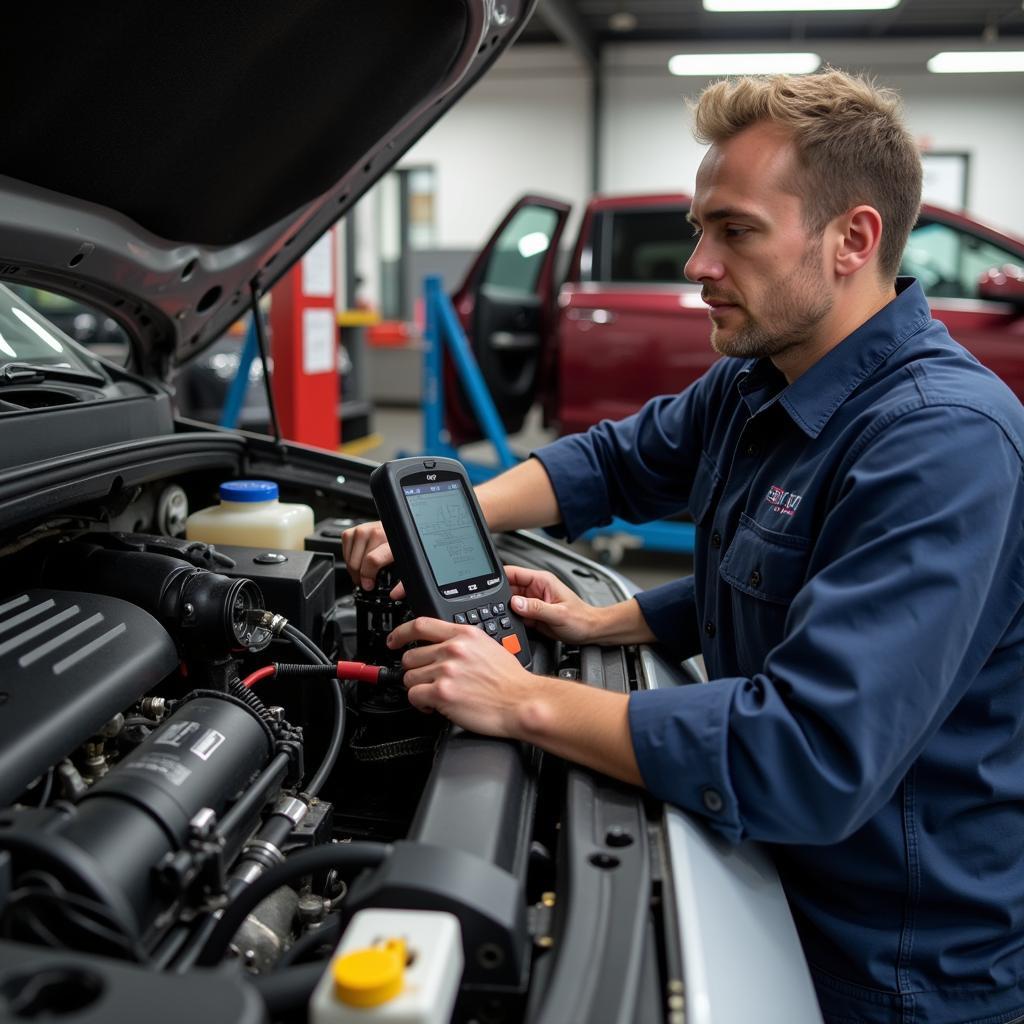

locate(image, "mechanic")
(343, 70), (1024, 1024)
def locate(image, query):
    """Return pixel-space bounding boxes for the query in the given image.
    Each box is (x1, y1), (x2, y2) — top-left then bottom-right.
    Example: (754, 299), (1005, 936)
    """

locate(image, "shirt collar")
(736, 278), (932, 438)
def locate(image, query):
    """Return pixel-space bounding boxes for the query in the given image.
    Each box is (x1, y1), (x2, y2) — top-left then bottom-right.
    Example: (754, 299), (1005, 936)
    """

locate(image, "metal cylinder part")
(57, 695), (274, 937)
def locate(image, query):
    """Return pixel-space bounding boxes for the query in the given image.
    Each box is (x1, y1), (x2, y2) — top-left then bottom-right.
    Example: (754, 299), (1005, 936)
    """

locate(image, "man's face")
(684, 122), (834, 361)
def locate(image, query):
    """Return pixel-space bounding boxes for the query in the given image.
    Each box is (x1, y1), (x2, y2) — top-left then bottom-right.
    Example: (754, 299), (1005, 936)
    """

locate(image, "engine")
(0, 525), (553, 1023)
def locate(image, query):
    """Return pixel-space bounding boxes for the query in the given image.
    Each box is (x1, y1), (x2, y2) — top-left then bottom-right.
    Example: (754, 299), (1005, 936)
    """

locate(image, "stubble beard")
(709, 241), (834, 361)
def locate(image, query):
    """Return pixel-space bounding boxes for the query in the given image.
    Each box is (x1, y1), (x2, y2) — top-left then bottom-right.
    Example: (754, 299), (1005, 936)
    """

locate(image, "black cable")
(12, 907), (64, 949)
(0, 832), (141, 955)
(34, 768), (53, 807)
(308, 681), (343, 796)
(5, 872), (148, 962)
(249, 284), (282, 446)
(283, 622), (330, 666)
(276, 913), (344, 968)
(283, 622), (344, 797)
(196, 841), (391, 966)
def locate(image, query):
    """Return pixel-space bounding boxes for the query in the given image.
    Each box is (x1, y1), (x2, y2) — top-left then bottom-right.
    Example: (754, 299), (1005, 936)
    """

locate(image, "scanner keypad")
(454, 602), (520, 648)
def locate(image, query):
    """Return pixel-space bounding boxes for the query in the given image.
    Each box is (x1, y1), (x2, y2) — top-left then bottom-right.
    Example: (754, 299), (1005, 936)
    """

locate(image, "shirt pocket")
(719, 513), (810, 605)
(687, 449), (722, 527)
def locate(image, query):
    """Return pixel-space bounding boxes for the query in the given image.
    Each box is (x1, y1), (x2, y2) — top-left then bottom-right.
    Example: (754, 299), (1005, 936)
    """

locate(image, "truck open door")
(446, 194), (570, 445)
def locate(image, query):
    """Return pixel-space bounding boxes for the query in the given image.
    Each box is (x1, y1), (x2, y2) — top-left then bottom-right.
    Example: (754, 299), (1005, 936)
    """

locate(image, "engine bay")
(0, 458), (668, 1023)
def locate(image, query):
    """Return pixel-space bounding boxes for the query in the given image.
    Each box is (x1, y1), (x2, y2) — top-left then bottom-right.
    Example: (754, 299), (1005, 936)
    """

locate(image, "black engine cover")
(0, 589), (178, 805)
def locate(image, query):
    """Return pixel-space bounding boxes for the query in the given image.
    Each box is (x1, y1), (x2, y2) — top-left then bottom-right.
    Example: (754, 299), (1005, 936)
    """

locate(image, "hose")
(196, 841), (391, 966)
(283, 622), (331, 667)
(282, 623), (344, 797)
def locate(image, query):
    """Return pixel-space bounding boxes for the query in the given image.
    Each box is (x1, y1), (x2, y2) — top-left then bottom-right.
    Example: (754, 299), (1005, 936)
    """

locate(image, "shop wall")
(382, 39), (1023, 311)
(402, 47), (592, 250)
(600, 41), (1024, 234)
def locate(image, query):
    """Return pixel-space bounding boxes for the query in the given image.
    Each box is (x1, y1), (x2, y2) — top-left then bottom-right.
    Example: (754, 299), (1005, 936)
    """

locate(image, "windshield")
(0, 283), (104, 375)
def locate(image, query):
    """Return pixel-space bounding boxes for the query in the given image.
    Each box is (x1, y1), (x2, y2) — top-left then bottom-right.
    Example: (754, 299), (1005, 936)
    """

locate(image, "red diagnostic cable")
(241, 664), (278, 689)
(335, 661), (384, 684)
(241, 661), (402, 689)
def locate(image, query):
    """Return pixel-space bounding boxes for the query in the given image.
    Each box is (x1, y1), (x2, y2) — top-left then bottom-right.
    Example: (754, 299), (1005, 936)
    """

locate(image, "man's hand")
(505, 565), (601, 644)
(386, 614), (644, 787)
(387, 617), (535, 737)
(506, 565), (659, 647)
(341, 520), (400, 594)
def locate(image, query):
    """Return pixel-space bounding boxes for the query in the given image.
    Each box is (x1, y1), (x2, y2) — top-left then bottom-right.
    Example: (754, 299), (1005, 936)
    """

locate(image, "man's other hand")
(505, 565), (600, 644)
(341, 520), (404, 596)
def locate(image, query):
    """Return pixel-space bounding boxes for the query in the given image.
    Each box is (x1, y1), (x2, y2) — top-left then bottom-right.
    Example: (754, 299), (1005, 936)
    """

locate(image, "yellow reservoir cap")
(333, 938), (407, 1007)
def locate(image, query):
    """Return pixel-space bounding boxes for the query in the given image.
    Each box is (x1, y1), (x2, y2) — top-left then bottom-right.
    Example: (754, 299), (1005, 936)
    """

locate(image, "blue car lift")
(411, 274), (694, 558)
(219, 315), (260, 430)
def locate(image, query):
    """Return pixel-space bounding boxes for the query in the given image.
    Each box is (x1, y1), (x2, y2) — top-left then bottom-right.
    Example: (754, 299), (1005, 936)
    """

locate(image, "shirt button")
(702, 788), (724, 813)
(745, 443), (760, 457)
(704, 621), (716, 638)
(711, 531), (722, 549)
(749, 569), (762, 588)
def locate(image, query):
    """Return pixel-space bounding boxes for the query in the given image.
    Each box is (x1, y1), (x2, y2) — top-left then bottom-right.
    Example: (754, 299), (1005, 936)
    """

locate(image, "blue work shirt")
(533, 280), (1024, 1024)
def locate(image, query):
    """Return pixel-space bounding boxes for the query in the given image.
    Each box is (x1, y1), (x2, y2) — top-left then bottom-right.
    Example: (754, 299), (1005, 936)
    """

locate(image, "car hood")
(0, 1), (533, 379)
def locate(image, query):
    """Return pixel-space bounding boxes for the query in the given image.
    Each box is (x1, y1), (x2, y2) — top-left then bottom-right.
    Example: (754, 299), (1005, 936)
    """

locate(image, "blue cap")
(219, 479), (279, 503)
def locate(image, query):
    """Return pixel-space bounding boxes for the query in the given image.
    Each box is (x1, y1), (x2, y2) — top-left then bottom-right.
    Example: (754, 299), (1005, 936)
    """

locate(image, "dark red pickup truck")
(449, 193), (1024, 443)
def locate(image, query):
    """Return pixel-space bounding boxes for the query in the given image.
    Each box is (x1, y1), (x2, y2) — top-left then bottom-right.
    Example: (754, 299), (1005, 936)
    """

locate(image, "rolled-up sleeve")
(635, 578), (700, 662)
(629, 403), (1024, 845)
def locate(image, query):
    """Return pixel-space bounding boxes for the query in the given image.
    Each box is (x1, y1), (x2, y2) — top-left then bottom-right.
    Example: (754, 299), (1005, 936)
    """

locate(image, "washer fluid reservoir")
(186, 479), (314, 551)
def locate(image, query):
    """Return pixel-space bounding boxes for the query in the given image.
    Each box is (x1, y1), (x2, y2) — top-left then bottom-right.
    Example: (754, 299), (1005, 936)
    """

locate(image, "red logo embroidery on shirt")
(766, 484), (803, 516)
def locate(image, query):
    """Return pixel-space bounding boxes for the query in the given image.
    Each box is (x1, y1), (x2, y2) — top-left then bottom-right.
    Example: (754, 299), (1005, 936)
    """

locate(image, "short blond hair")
(692, 69), (922, 279)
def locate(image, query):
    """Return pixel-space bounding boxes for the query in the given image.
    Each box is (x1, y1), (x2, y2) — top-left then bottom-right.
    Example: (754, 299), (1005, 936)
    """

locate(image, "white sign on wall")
(302, 308), (335, 376)
(921, 152), (969, 211)
(302, 231), (334, 298)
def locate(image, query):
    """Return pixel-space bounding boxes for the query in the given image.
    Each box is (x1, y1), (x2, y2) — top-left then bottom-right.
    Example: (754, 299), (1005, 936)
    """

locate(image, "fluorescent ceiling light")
(927, 51), (1024, 73)
(704, 1), (899, 10)
(669, 52), (821, 76)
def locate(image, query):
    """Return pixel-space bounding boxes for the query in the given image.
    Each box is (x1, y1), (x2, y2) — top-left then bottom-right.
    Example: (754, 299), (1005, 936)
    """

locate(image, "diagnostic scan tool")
(370, 457), (531, 667)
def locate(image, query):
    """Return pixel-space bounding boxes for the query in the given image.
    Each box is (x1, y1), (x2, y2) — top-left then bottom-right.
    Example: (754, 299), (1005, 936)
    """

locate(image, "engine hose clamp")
(241, 838), (286, 873)
(273, 795), (308, 827)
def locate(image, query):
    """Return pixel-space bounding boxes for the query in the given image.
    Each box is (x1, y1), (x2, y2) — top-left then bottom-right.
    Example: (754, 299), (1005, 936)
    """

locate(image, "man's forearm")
(514, 675), (643, 787)
(475, 458), (561, 532)
(590, 598), (658, 646)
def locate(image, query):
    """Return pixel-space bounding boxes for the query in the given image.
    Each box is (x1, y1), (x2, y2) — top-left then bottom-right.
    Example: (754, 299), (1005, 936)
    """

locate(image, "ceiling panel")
(520, 0), (1024, 46)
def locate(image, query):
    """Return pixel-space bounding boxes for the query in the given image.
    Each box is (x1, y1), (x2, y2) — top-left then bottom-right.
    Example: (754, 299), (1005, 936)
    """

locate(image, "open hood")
(0, 1), (535, 378)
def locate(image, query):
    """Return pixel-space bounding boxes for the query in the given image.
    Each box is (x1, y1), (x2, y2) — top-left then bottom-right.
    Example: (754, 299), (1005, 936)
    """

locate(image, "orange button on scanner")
(501, 634), (522, 655)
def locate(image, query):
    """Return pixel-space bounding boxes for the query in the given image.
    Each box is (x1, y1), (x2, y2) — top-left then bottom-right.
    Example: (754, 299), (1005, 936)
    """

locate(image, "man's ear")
(833, 205), (884, 278)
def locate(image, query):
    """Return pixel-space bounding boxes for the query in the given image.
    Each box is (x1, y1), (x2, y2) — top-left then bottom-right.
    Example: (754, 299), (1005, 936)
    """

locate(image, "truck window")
(900, 220), (1021, 300)
(592, 208), (695, 284)
(482, 205), (560, 295)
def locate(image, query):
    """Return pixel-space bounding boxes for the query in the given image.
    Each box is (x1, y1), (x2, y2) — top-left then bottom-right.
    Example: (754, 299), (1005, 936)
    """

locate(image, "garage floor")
(355, 403), (692, 593)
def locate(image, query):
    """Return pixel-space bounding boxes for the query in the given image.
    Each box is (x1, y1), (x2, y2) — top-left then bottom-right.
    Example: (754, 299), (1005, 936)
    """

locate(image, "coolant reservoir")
(185, 480), (314, 551)
(310, 909), (463, 1024)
